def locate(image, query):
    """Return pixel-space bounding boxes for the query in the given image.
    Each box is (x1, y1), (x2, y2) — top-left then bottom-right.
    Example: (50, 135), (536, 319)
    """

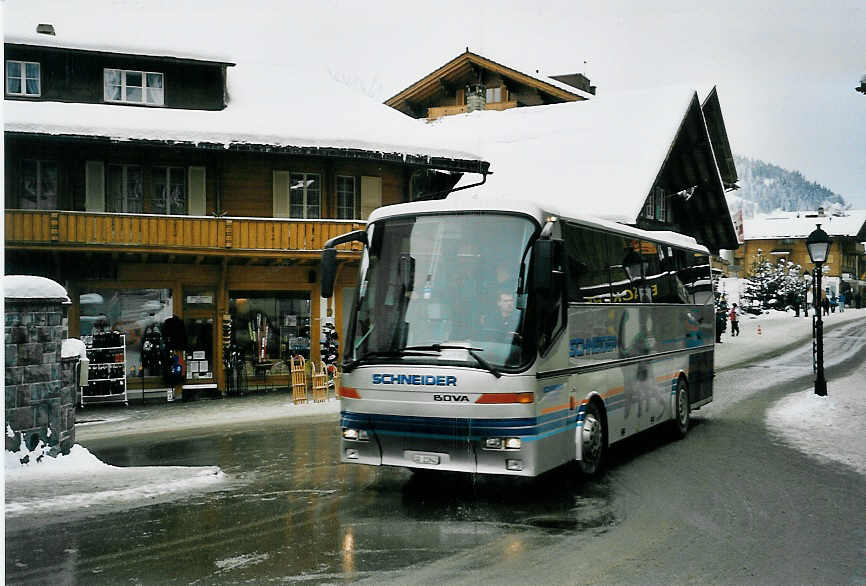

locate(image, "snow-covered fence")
(4, 276), (77, 458)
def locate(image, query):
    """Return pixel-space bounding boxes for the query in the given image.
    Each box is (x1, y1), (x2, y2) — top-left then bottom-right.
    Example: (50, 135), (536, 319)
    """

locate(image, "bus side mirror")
(321, 248), (338, 298)
(321, 229), (368, 299)
(532, 239), (564, 298)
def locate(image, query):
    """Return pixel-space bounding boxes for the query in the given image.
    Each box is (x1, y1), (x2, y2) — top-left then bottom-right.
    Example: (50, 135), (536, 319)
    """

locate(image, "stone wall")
(5, 298), (76, 456)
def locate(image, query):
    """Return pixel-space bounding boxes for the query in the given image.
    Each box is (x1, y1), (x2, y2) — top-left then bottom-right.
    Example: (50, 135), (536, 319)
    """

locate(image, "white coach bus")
(320, 196), (715, 477)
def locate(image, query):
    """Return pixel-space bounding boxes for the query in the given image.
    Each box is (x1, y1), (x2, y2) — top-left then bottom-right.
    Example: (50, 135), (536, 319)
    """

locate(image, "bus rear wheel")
(578, 401), (606, 477)
(671, 377), (690, 439)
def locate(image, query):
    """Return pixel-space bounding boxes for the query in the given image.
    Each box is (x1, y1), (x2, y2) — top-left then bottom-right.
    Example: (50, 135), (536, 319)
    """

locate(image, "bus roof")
(367, 195), (710, 255)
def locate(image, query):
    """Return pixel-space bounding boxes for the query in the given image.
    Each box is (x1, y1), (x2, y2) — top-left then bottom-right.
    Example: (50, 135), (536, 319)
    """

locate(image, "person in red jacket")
(729, 303), (740, 337)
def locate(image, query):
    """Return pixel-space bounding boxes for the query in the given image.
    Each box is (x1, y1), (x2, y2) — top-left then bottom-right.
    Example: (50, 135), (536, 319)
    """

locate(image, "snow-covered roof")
(4, 59), (485, 165)
(3, 275), (70, 302)
(743, 210), (866, 240)
(3, 4), (485, 167)
(431, 86), (701, 223)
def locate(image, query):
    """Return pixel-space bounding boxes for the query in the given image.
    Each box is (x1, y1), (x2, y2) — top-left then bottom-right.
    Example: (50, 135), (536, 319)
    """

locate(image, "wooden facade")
(5, 41), (488, 400)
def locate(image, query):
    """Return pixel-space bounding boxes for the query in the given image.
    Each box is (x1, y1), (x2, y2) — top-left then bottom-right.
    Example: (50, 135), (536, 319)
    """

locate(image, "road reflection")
(6, 417), (615, 584)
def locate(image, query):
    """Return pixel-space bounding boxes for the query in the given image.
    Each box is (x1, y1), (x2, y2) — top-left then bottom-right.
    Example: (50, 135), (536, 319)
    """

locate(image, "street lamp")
(806, 224), (832, 396)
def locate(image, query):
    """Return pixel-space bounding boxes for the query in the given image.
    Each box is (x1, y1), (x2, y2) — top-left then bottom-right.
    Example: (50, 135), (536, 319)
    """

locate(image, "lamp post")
(806, 224), (831, 397)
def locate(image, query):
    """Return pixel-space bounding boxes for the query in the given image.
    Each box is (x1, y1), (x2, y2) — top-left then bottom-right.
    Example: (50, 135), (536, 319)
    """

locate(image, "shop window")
(229, 291), (312, 375)
(289, 172), (321, 218)
(19, 159), (58, 210)
(78, 288), (173, 377)
(184, 318), (214, 379)
(152, 166), (187, 215)
(108, 164), (143, 213)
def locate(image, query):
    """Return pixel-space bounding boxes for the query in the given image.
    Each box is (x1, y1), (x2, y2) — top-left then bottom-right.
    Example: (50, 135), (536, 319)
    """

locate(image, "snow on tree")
(741, 250), (809, 311)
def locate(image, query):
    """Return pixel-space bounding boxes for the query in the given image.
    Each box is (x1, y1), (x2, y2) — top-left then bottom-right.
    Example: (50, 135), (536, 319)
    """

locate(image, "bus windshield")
(346, 213), (537, 371)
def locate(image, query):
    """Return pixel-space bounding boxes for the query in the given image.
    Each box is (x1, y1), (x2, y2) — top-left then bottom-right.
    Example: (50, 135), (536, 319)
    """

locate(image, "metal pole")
(814, 266), (828, 396)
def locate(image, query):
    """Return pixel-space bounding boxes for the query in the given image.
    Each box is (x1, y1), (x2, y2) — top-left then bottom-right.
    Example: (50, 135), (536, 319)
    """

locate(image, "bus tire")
(578, 400), (606, 477)
(671, 376), (690, 439)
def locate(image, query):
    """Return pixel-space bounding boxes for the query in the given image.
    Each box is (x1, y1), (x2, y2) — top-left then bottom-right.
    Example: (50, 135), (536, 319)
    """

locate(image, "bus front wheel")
(578, 400), (606, 477)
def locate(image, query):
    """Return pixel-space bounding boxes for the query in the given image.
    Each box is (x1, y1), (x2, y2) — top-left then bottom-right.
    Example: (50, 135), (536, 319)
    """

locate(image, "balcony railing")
(4, 210), (365, 256)
(427, 100), (518, 120)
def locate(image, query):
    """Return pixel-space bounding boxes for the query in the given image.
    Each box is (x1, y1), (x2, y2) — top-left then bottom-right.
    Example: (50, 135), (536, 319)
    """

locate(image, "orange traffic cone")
(757, 324), (762, 335)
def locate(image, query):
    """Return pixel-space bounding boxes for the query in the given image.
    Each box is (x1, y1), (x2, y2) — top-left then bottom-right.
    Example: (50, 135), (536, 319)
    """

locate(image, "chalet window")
(643, 187), (668, 223)
(485, 87), (503, 103)
(152, 167), (187, 215)
(336, 175), (356, 219)
(107, 164), (143, 213)
(289, 173), (321, 219)
(19, 160), (58, 210)
(6, 61), (41, 96)
(104, 69), (164, 106)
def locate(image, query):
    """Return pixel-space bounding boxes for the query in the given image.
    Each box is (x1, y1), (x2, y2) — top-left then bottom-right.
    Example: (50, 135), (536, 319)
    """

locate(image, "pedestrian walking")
(822, 292), (830, 316)
(830, 294), (837, 313)
(856, 292), (862, 309)
(715, 307), (726, 343)
(838, 292), (845, 313)
(729, 303), (740, 337)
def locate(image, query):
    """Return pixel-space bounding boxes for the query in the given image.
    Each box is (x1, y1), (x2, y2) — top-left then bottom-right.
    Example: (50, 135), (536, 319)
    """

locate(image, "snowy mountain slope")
(730, 155), (849, 217)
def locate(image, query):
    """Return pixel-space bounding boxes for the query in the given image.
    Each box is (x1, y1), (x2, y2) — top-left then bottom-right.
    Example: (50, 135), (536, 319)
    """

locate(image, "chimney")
(817, 206), (825, 216)
(36, 23), (56, 35)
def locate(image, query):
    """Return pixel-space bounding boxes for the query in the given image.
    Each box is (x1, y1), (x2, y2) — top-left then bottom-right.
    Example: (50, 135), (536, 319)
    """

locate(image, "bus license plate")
(412, 453), (440, 465)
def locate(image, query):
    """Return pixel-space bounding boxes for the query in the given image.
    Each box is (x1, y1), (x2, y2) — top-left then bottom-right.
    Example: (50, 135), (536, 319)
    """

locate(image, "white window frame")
(336, 175), (356, 220)
(19, 159), (58, 210)
(152, 166), (187, 215)
(104, 68), (164, 106)
(6, 60), (41, 97)
(107, 164), (144, 213)
(289, 172), (321, 219)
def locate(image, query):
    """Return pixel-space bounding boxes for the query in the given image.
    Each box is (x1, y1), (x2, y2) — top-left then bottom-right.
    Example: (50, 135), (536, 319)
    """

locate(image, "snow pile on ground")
(5, 433), (225, 519)
(766, 369), (865, 476)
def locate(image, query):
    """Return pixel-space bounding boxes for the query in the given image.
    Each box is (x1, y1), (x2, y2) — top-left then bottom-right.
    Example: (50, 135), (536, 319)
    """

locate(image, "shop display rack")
(82, 332), (128, 407)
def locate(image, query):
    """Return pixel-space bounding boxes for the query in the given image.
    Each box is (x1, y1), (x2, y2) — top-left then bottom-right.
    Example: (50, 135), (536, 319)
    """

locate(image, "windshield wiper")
(402, 344), (502, 378)
(343, 349), (438, 372)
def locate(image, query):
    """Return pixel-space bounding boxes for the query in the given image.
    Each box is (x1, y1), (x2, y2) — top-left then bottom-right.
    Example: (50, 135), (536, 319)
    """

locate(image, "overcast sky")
(6, 0), (865, 206)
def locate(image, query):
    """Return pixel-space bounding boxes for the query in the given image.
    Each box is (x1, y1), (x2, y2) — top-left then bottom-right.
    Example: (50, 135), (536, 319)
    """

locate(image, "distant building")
(735, 209), (866, 301)
(385, 49), (594, 120)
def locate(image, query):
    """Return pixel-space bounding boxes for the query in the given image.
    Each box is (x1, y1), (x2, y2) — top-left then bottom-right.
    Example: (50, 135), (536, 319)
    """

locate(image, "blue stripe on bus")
(341, 411), (578, 442)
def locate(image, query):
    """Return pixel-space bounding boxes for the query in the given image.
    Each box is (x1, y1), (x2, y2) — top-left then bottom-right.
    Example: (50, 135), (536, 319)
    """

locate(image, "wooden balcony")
(427, 100), (518, 120)
(4, 210), (365, 259)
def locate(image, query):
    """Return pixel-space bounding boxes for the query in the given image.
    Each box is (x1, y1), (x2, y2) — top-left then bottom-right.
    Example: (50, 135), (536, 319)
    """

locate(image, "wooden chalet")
(385, 49), (595, 120)
(4, 35), (488, 400)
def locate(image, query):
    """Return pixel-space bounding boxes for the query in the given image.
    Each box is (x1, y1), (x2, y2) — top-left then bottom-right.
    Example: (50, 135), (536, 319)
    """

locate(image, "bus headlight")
(483, 437), (521, 450)
(342, 428), (369, 441)
(504, 437), (522, 450)
(484, 438), (503, 449)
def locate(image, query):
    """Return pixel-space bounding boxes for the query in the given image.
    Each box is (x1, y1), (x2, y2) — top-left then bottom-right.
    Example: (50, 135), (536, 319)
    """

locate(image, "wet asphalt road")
(5, 321), (865, 585)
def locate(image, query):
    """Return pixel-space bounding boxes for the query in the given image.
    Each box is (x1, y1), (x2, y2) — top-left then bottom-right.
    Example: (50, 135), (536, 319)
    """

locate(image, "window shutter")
(85, 161), (105, 212)
(360, 176), (382, 220)
(188, 166), (206, 215)
(273, 171), (290, 218)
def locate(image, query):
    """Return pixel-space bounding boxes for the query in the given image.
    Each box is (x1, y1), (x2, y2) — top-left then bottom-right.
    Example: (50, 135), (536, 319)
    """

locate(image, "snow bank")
(5, 430), (225, 519)
(766, 369), (865, 476)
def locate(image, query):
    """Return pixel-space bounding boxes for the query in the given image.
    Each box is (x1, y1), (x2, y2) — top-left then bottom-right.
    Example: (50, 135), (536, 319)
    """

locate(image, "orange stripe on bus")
(541, 403), (570, 415)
